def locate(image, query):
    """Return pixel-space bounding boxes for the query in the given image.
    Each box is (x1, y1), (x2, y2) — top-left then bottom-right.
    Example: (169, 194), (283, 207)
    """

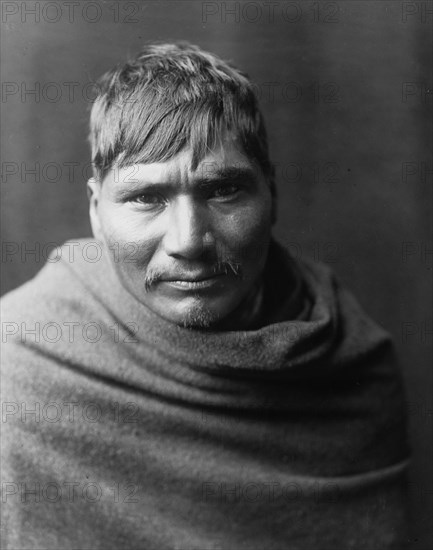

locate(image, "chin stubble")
(181, 301), (215, 329)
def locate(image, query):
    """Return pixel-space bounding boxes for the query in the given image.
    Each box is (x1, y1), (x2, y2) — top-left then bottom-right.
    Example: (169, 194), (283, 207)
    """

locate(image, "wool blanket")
(1, 238), (410, 550)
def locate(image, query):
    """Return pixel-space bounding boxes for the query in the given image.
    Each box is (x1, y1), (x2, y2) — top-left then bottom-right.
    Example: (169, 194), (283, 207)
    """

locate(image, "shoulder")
(279, 249), (400, 378)
(299, 255), (392, 339)
(1, 238), (103, 322)
(0, 238), (113, 366)
(1, 238), (119, 400)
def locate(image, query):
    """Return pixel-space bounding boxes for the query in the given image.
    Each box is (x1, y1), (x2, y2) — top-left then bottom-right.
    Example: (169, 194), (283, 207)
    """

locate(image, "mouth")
(160, 273), (226, 291)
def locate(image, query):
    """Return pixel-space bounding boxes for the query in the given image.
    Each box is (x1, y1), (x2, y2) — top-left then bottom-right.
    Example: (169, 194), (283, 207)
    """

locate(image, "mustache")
(143, 259), (243, 292)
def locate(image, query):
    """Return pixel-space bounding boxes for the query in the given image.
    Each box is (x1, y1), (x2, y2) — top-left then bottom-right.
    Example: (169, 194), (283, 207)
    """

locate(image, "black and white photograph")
(1, 1), (432, 548)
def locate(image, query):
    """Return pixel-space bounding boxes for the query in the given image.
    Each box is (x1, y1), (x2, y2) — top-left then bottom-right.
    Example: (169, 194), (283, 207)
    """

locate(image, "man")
(1, 43), (410, 549)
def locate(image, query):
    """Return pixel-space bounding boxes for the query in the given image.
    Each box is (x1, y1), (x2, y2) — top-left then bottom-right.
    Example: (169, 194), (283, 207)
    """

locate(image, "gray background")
(1, 0), (431, 546)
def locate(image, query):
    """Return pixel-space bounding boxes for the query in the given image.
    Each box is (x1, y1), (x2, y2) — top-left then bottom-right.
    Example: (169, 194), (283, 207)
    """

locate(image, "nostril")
(203, 232), (216, 247)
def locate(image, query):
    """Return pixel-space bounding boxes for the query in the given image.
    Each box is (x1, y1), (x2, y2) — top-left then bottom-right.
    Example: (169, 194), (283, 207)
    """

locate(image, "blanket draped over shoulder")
(1, 238), (410, 550)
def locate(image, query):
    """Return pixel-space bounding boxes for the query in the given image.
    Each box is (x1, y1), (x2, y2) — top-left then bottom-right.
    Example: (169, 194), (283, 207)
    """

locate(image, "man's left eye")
(211, 185), (240, 199)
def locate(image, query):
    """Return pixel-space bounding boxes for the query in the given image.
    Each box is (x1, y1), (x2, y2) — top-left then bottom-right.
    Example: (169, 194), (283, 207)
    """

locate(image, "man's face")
(88, 136), (275, 329)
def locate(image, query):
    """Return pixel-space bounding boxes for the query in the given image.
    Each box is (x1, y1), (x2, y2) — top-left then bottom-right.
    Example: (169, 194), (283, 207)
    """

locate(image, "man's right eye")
(130, 193), (165, 207)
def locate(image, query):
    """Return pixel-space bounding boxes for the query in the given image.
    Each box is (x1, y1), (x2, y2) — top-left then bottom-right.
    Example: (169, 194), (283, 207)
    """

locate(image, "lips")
(163, 272), (224, 283)
(160, 272), (226, 291)
(161, 271), (225, 283)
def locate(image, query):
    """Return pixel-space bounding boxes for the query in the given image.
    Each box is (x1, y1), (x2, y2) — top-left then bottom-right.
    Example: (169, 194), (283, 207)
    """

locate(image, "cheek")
(98, 206), (158, 269)
(217, 200), (272, 257)
(100, 204), (141, 240)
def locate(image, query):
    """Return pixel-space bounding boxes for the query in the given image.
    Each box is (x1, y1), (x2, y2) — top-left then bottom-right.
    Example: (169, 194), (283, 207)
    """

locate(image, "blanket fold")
(1, 238), (410, 549)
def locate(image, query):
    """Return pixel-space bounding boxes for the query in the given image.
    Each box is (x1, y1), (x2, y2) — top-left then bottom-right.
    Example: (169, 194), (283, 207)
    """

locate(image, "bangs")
(118, 95), (230, 171)
(94, 91), (267, 179)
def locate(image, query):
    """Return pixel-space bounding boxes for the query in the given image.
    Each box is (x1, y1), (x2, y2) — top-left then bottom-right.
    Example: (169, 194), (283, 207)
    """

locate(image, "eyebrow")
(194, 167), (258, 187)
(113, 166), (259, 197)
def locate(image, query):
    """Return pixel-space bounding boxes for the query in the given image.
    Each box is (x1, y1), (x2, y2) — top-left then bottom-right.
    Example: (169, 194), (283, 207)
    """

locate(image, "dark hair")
(89, 42), (273, 183)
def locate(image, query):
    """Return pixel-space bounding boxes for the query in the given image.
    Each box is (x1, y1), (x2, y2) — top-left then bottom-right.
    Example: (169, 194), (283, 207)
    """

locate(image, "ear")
(87, 177), (103, 241)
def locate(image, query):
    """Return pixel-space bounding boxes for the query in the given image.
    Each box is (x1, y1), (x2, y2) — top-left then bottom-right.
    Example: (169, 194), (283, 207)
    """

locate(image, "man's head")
(87, 42), (276, 330)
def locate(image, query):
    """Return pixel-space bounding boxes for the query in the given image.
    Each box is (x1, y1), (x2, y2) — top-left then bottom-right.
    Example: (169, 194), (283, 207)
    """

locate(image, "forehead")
(104, 136), (263, 188)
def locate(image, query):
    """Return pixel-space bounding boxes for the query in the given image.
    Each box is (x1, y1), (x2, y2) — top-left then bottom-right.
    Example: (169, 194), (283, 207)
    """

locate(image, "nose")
(162, 196), (214, 260)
